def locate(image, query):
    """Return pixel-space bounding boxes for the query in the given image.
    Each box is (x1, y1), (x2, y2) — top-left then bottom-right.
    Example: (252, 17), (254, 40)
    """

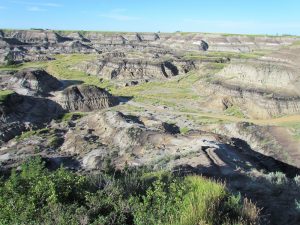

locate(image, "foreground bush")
(0, 158), (260, 225)
(132, 176), (259, 225)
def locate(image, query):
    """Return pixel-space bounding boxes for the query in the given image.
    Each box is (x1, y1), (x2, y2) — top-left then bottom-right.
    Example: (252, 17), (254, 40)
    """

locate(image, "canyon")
(1, 29), (300, 224)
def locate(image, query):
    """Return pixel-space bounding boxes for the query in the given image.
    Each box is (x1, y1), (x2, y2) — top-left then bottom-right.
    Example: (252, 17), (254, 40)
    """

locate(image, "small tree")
(4, 52), (15, 66)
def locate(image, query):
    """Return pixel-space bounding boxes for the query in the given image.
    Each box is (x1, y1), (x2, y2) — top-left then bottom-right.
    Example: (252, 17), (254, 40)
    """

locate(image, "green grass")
(114, 71), (204, 111)
(291, 40), (300, 46)
(0, 64), (22, 70)
(47, 135), (64, 149)
(133, 175), (260, 225)
(186, 115), (228, 125)
(16, 130), (37, 141)
(59, 112), (86, 122)
(183, 51), (268, 61)
(225, 105), (245, 118)
(279, 122), (300, 141)
(173, 176), (228, 224)
(221, 33), (300, 38)
(0, 90), (14, 103)
(16, 128), (50, 141)
(0, 54), (116, 90)
(180, 127), (190, 135)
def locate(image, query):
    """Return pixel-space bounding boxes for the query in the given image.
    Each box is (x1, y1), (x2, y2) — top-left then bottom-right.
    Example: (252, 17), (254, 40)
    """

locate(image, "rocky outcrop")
(199, 79), (300, 119)
(199, 40), (209, 51)
(8, 68), (62, 96)
(75, 58), (195, 82)
(213, 123), (292, 164)
(8, 30), (72, 44)
(59, 110), (295, 177)
(199, 47), (300, 119)
(56, 85), (118, 111)
(0, 92), (64, 143)
(216, 62), (300, 95)
(1, 29), (298, 65)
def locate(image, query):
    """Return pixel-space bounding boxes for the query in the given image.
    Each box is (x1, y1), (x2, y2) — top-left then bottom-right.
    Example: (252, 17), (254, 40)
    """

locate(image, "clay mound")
(58, 85), (118, 112)
(0, 92), (64, 143)
(9, 68), (62, 96)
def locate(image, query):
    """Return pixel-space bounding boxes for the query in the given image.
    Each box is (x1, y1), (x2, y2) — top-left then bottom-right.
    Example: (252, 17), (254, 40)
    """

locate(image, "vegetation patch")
(186, 115), (228, 125)
(291, 40), (300, 46)
(59, 112), (87, 122)
(16, 130), (37, 141)
(16, 128), (51, 141)
(0, 90), (14, 104)
(184, 51), (267, 61)
(225, 105), (246, 118)
(47, 135), (64, 149)
(0, 158), (260, 225)
(180, 127), (190, 134)
(279, 122), (300, 141)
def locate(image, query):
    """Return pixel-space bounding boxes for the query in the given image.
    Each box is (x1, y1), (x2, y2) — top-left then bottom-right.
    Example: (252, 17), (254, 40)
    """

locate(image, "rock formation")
(8, 68), (62, 96)
(0, 92), (64, 143)
(0, 29), (298, 65)
(56, 85), (118, 111)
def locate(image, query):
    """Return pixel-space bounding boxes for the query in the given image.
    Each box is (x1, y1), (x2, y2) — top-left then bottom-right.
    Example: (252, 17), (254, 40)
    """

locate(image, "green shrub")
(265, 172), (288, 186)
(16, 130), (37, 140)
(294, 175), (300, 187)
(0, 158), (260, 225)
(48, 135), (64, 149)
(0, 90), (14, 104)
(0, 157), (131, 225)
(132, 176), (259, 225)
(180, 127), (190, 135)
(132, 178), (186, 225)
(4, 53), (16, 66)
(60, 112), (86, 122)
(0, 157), (87, 224)
(224, 105), (245, 118)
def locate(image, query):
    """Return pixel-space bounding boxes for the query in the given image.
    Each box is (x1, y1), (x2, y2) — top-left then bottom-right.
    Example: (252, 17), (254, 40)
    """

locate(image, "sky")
(0, 0), (300, 35)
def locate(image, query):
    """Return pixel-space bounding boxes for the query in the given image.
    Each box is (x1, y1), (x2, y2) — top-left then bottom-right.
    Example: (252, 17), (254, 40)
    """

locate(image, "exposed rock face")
(212, 122), (300, 168)
(0, 92), (64, 143)
(198, 45), (300, 118)
(0, 29), (298, 65)
(58, 110), (298, 178)
(200, 40), (209, 51)
(8, 68), (62, 96)
(216, 62), (300, 95)
(8, 30), (71, 43)
(200, 80), (300, 119)
(57, 85), (118, 111)
(74, 50), (196, 83)
(76, 59), (189, 81)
